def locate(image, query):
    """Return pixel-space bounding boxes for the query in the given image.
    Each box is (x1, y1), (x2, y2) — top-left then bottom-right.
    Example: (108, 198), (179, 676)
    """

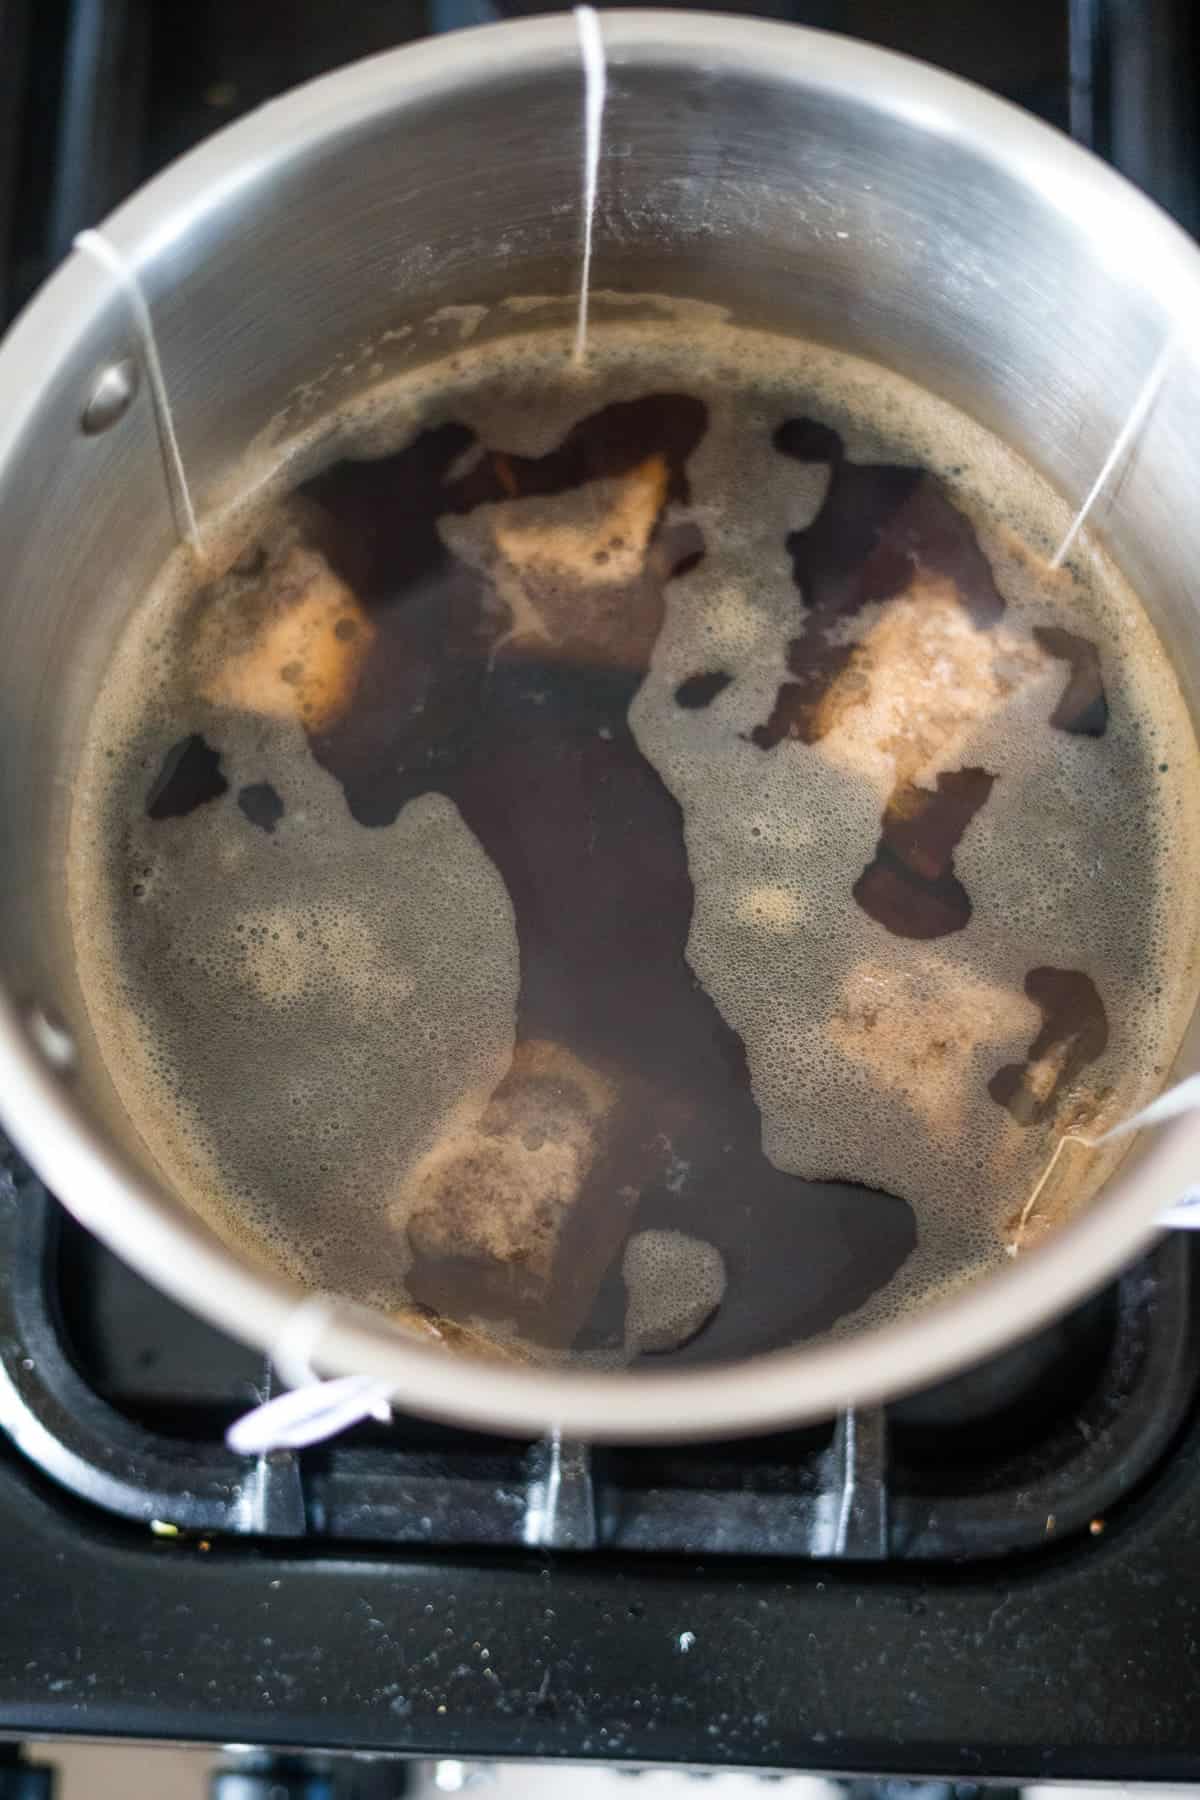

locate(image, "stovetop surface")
(9, 1170), (1196, 1565)
(2, 0), (1200, 1777)
(4, 1134), (1200, 1777)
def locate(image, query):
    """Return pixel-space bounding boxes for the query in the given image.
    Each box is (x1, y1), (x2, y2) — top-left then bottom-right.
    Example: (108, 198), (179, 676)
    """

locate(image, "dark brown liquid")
(853, 766), (996, 939)
(293, 398), (917, 1358)
(989, 968), (1110, 1126)
(1034, 626), (1110, 736)
(146, 733), (228, 820)
(140, 392), (1117, 1361)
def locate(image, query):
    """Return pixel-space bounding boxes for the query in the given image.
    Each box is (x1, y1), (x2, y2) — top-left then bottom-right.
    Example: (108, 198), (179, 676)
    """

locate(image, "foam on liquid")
(68, 313), (1200, 1363)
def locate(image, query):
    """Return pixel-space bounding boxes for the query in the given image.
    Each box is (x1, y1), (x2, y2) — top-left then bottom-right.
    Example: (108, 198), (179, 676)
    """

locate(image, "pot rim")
(3, 11), (1199, 1442)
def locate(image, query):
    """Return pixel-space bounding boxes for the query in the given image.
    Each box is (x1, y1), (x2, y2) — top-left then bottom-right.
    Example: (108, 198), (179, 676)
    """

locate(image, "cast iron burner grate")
(1, 1152), (1194, 1561)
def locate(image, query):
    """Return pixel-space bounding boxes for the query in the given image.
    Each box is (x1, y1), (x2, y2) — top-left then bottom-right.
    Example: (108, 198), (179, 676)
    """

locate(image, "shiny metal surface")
(1, 13), (1199, 1441)
(79, 357), (139, 434)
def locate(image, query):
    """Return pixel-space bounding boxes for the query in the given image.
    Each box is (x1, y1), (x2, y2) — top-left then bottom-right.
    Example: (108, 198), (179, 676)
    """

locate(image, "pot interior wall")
(1, 25), (1197, 1260)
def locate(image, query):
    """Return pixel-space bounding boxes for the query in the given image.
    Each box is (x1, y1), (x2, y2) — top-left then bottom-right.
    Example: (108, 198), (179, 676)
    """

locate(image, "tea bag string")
(1049, 334), (1176, 569)
(571, 4), (606, 367)
(74, 229), (204, 561)
(226, 1295), (393, 1456)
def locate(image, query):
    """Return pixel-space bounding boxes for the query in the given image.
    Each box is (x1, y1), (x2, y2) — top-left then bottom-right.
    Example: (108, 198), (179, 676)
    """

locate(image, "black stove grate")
(3, 1156), (1195, 1562)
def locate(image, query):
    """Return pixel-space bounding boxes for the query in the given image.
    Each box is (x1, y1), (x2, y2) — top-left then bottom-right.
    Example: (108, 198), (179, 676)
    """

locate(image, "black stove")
(2, 0), (1200, 1780)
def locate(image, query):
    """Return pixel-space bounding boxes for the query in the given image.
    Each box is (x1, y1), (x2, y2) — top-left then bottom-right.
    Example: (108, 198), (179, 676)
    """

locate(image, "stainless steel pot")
(2, 12), (1199, 1442)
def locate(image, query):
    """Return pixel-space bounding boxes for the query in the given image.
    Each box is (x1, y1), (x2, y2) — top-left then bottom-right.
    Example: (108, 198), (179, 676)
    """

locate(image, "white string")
(1049, 336), (1175, 569)
(227, 1375), (392, 1455)
(1092, 1071), (1200, 1144)
(572, 5), (606, 367)
(226, 1293), (394, 1455)
(269, 1293), (338, 1390)
(1160, 1189), (1200, 1228)
(74, 228), (203, 559)
(1109, 1073), (1200, 1231)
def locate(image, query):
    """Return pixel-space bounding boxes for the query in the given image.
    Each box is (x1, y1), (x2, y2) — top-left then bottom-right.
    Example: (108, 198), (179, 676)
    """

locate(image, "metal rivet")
(26, 1002), (77, 1072)
(81, 357), (139, 434)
